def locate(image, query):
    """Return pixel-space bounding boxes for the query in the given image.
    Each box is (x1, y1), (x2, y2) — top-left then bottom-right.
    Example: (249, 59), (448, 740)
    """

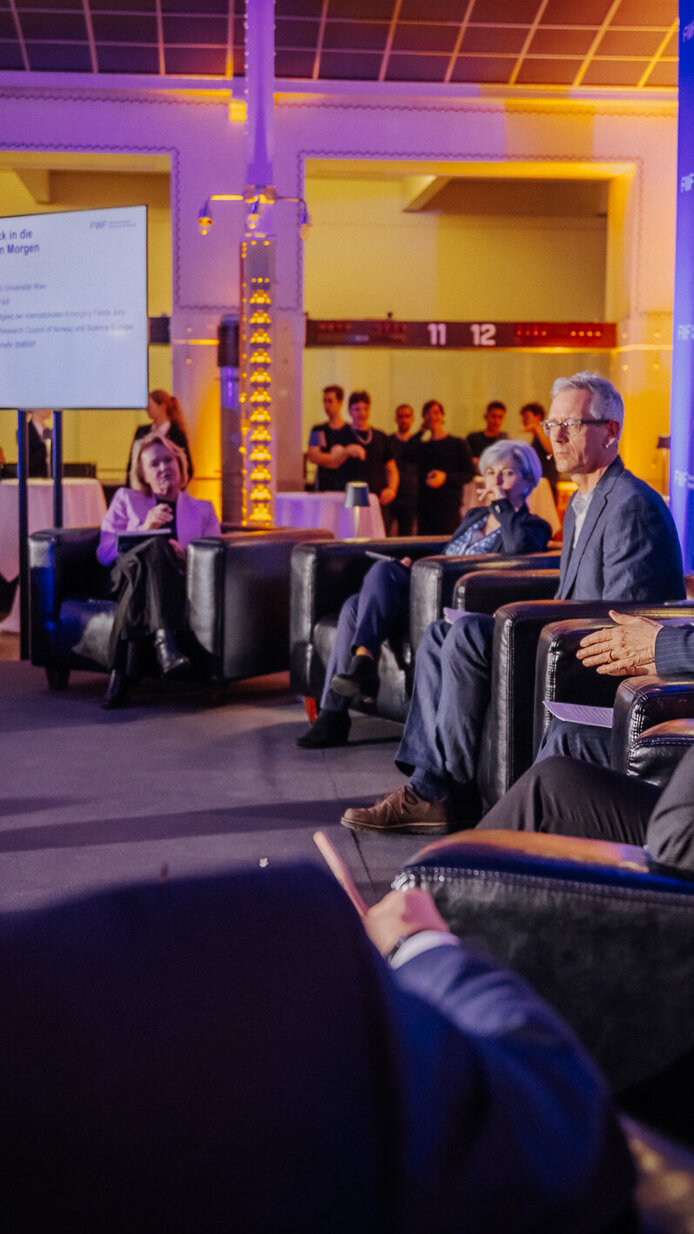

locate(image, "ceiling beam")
(401, 174), (449, 212)
(14, 168), (51, 203)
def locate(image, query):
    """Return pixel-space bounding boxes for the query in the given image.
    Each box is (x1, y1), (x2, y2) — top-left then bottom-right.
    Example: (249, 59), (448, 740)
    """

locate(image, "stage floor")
(0, 648), (421, 913)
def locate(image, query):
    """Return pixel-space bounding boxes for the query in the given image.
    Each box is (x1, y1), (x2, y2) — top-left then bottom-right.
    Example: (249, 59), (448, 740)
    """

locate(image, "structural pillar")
(671, 1), (694, 568)
(239, 0), (276, 526)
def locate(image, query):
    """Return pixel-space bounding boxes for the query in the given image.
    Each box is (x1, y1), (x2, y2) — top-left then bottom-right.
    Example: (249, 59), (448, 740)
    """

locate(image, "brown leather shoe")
(340, 784), (451, 834)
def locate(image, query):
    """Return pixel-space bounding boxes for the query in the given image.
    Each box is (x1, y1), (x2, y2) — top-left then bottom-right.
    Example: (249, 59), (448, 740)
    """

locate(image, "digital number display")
(305, 319), (616, 350)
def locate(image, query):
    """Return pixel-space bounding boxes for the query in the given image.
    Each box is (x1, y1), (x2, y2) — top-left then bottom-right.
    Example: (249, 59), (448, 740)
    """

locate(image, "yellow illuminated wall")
(299, 133), (676, 493)
(302, 172), (611, 449)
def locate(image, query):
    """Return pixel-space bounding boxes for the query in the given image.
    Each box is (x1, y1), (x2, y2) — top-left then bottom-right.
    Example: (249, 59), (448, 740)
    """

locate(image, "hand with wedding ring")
(576, 610), (662, 677)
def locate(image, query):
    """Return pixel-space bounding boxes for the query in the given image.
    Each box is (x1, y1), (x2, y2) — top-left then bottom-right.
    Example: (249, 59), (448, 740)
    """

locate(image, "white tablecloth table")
(274, 491), (386, 540)
(0, 478), (107, 633)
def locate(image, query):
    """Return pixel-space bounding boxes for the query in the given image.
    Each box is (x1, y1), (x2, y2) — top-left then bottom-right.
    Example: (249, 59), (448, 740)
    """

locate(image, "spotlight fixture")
(198, 199), (214, 235)
(197, 191), (310, 239)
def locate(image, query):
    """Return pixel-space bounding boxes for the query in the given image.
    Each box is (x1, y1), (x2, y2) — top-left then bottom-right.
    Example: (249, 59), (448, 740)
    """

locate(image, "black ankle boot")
(296, 709), (350, 749)
(153, 629), (190, 678)
(101, 669), (131, 710)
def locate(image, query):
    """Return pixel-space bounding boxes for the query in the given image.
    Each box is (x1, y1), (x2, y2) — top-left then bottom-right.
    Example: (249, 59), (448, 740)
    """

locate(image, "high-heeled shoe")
(101, 668), (131, 710)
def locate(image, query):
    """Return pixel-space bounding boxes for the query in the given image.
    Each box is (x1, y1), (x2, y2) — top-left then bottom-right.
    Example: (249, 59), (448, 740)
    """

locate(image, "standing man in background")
(384, 403), (419, 535)
(466, 400), (508, 468)
(307, 385), (362, 492)
(345, 390), (399, 507)
(520, 401), (559, 499)
(25, 410), (52, 478)
(418, 400), (474, 534)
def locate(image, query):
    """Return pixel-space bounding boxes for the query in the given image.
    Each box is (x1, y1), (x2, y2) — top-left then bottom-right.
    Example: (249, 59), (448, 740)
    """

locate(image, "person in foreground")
(297, 439), (551, 749)
(341, 371), (684, 835)
(0, 863), (636, 1232)
(97, 433), (219, 708)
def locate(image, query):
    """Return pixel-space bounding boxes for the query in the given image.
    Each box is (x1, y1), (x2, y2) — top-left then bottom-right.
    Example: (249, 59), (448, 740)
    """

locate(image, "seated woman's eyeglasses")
(541, 418), (611, 437)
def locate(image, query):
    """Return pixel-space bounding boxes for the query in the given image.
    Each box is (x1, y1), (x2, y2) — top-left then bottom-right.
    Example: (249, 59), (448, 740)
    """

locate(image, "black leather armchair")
(395, 829), (694, 1096)
(465, 597), (693, 807)
(289, 538), (560, 724)
(30, 525), (332, 693)
(534, 613), (694, 786)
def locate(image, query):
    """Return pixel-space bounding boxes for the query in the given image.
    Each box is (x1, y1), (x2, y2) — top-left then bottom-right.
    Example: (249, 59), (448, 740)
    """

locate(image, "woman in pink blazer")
(97, 433), (220, 708)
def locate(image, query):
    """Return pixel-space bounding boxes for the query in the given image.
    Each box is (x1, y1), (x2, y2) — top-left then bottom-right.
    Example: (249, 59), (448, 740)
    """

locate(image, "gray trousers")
(395, 613), (494, 804)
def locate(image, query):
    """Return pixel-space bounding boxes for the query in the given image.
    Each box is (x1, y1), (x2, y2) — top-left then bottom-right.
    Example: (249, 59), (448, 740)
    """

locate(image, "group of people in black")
(308, 385), (474, 535)
(307, 385), (559, 535)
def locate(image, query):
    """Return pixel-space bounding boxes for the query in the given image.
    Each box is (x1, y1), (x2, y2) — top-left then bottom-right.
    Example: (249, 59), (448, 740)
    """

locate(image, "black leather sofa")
(29, 525), (332, 693)
(289, 537), (560, 724)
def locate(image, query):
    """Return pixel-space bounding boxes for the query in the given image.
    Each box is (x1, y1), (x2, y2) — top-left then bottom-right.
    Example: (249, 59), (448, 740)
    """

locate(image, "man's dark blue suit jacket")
(0, 863), (634, 1232)
(557, 457), (684, 601)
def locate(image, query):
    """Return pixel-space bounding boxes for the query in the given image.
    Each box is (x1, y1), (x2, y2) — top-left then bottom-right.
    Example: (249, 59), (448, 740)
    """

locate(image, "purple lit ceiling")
(0, 0), (678, 90)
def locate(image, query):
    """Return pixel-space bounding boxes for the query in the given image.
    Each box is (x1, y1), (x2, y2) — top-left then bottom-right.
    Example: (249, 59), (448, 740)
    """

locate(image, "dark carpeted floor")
(0, 641), (422, 913)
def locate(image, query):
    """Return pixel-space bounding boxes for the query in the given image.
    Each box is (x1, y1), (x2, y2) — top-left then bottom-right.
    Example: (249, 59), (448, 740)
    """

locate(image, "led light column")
(239, 233), (274, 525)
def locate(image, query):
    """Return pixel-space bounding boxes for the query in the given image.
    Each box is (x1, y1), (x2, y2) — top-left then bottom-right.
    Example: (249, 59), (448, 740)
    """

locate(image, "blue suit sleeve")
(654, 622), (694, 675)
(389, 942), (634, 1234)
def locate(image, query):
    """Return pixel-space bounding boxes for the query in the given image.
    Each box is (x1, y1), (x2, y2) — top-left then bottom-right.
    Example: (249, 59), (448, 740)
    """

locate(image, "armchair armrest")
(627, 717), (694, 786)
(289, 535), (447, 695)
(187, 528), (331, 681)
(532, 606), (694, 753)
(612, 679), (694, 780)
(409, 553), (560, 651)
(479, 598), (621, 804)
(29, 528), (103, 664)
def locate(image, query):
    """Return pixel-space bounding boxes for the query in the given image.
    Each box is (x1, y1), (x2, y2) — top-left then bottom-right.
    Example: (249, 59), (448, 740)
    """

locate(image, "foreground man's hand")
(364, 887), (450, 957)
(577, 610), (662, 676)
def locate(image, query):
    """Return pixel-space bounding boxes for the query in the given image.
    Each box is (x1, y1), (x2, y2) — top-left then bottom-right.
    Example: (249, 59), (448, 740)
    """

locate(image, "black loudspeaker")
(148, 315), (171, 345)
(218, 316), (239, 368)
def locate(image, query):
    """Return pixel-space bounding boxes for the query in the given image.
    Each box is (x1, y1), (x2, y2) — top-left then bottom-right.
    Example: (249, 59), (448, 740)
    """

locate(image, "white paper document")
(443, 607), (466, 624)
(543, 700), (614, 728)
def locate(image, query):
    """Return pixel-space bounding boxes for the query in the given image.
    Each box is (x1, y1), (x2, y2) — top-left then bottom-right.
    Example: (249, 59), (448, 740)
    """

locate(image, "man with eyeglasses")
(340, 371), (684, 835)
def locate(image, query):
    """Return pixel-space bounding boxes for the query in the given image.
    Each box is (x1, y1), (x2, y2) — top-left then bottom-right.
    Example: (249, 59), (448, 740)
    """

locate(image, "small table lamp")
(344, 481), (370, 538)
